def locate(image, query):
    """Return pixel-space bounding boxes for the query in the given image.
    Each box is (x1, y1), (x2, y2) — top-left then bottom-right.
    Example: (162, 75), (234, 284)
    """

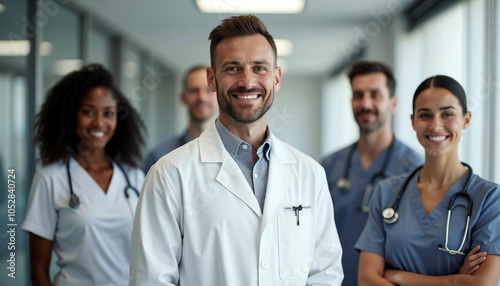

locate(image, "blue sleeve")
(470, 184), (500, 255)
(354, 181), (386, 258)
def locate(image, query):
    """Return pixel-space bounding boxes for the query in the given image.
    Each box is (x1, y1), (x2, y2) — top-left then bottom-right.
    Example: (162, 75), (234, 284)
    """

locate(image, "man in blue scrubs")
(321, 61), (423, 286)
(143, 65), (217, 173)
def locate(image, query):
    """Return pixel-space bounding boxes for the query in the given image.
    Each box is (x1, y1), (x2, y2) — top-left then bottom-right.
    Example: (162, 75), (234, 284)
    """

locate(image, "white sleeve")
(130, 167), (145, 193)
(21, 169), (57, 240)
(306, 166), (344, 285)
(129, 163), (183, 286)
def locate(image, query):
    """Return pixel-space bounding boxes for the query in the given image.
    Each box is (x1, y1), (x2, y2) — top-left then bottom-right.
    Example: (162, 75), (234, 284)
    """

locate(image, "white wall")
(363, 16), (396, 69)
(268, 75), (323, 160)
(320, 75), (357, 158)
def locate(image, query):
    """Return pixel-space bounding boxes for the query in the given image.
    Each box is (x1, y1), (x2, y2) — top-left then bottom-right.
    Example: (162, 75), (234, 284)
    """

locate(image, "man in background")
(143, 65), (217, 173)
(321, 61), (423, 286)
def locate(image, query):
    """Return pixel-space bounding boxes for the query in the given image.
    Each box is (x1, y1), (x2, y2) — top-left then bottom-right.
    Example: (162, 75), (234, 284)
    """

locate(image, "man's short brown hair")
(208, 15), (277, 70)
(348, 61), (396, 97)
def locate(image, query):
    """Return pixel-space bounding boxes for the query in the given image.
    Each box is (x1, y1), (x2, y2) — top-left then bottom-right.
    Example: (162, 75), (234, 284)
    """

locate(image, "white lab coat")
(130, 124), (343, 285)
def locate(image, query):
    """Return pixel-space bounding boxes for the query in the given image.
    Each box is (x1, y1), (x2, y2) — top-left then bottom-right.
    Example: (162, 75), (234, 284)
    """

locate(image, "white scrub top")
(22, 157), (144, 285)
(355, 171), (500, 280)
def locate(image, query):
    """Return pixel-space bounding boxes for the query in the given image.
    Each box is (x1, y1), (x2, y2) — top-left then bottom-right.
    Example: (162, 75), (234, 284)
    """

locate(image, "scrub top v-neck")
(356, 171), (500, 277)
(22, 157), (145, 285)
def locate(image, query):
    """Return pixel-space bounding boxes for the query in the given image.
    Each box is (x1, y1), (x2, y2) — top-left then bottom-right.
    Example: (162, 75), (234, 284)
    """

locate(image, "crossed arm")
(359, 246), (500, 286)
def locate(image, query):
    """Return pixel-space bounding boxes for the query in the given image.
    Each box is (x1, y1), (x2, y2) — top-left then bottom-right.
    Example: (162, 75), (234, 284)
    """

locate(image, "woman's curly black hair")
(34, 63), (146, 168)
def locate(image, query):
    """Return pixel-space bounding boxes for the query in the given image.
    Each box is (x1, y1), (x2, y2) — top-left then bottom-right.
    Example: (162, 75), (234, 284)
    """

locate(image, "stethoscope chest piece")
(337, 178), (351, 191)
(66, 157), (139, 215)
(382, 207), (398, 224)
(69, 193), (80, 208)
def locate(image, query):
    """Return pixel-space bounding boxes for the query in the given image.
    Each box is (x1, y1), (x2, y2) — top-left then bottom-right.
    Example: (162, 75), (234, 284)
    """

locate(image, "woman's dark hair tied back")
(412, 75), (468, 115)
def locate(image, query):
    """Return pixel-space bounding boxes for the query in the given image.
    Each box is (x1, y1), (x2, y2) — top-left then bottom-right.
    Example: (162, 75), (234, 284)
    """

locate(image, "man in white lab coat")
(130, 15), (344, 285)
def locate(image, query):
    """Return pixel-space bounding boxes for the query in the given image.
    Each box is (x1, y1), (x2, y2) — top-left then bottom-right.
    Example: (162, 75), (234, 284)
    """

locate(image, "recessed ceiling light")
(196, 0), (305, 14)
(0, 40), (52, 56)
(0, 4), (6, 13)
(53, 59), (83, 76)
(275, 39), (294, 57)
(123, 61), (139, 79)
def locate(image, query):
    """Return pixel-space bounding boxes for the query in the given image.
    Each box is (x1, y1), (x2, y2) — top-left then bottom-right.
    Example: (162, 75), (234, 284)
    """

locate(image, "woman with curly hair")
(22, 64), (146, 285)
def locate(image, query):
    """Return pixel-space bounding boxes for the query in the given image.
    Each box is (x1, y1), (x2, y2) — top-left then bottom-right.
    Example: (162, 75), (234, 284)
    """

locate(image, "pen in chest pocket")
(284, 205), (311, 226)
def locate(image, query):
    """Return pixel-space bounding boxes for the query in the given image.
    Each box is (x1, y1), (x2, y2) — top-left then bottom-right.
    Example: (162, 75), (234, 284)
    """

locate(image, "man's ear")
(180, 91), (187, 105)
(207, 67), (216, 92)
(390, 96), (398, 115)
(274, 66), (282, 92)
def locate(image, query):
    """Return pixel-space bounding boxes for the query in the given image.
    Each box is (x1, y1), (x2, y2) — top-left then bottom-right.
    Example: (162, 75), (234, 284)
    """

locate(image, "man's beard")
(217, 83), (273, 124)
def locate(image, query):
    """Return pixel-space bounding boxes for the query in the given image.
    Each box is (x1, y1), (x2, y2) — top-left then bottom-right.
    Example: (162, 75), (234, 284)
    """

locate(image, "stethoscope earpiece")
(382, 207), (398, 224)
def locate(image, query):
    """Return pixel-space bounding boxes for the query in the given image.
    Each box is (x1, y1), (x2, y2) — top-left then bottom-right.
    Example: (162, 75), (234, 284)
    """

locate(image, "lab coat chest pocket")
(278, 213), (314, 280)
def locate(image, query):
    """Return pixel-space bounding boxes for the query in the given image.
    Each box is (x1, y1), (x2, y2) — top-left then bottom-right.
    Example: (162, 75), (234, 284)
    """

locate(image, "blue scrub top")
(321, 139), (423, 286)
(356, 171), (500, 279)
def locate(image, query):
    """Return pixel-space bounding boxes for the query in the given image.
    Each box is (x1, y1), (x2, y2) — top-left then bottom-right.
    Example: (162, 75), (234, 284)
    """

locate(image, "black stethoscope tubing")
(382, 162), (473, 224)
(66, 157), (140, 209)
(382, 162), (474, 255)
(337, 137), (396, 212)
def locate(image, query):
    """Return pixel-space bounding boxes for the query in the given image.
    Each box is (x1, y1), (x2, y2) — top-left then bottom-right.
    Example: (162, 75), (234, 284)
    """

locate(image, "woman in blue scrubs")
(356, 75), (500, 285)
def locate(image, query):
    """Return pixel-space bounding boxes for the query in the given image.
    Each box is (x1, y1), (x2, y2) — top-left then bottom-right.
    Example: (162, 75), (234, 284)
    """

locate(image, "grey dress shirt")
(215, 119), (271, 211)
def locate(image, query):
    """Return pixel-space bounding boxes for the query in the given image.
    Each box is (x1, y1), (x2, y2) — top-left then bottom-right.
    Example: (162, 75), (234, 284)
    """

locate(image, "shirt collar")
(260, 129), (272, 161)
(215, 118), (272, 160)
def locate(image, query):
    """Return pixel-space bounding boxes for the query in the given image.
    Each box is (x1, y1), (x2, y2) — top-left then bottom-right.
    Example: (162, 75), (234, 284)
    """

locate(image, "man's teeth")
(429, 135), (446, 141)
(90, 131), (104, 138)
(238, 94), (258, 100)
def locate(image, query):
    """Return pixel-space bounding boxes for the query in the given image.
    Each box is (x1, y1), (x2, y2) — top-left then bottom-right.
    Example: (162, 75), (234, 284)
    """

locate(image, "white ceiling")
(73, 0), (415, 77)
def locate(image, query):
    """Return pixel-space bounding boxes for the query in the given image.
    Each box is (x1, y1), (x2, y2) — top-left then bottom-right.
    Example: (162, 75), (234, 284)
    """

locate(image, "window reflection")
(0, 0), (30, 285)
(41, 0), (81, 106)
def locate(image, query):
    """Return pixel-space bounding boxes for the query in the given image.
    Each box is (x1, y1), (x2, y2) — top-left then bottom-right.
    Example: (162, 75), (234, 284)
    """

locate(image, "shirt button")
(260, 259), (269, 269)
(253, 173), (258, 179)
(242, 144), (248, 150)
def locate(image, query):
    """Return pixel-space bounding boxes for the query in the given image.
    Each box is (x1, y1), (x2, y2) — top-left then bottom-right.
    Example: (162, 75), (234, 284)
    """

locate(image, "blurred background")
(0, 0), (499, 284)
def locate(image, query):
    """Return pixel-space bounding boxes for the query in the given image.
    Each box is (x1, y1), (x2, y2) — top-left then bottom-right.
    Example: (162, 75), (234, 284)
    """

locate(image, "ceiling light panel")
(274, 39), (294, 56)
(196, 0), (305, 14)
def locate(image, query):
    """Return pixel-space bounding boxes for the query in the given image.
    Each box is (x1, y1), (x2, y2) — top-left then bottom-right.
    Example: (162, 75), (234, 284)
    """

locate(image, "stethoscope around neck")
(66, 157), (140, 216)
(382, 162), (474, 256)
(336, 137), (396, 212)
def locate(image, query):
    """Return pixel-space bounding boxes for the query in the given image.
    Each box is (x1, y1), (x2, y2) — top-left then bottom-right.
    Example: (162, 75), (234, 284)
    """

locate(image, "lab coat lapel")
(261, 136), (295, 232)
(199, 124), (262, 218)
